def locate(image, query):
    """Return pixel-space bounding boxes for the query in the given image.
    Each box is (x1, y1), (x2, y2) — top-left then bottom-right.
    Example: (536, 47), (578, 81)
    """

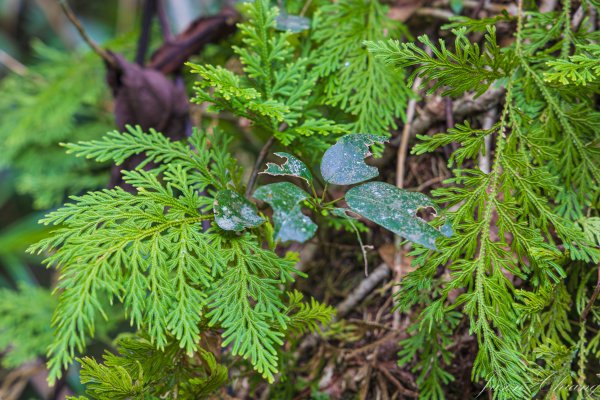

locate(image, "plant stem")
(136, 0), (157, 65)
(322, 196), (344, 207)
(581, 264), (600, 322)
(59, 0), (117, 68)
(246, 136), (275, 197)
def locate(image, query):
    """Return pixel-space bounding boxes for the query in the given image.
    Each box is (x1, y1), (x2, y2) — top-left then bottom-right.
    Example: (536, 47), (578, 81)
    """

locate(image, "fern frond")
(398, 301), (460, 400)
(189, 0), (346, 147)
(0, 284), (56, 368)
(544, 45), (600, 86)
(285, 290), (336, 335)
(367, 26), (512, 97)
(313, 0), (411, 133)
(206, 235), (296, 383)
(76, 334), (227, 400)
(0, 41), (118, 207)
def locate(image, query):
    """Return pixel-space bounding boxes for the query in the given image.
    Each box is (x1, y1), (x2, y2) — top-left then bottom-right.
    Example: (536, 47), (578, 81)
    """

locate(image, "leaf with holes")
(213, 190), (264, 231)
(345, 182), (451, 250)
(254, 182), (317, 243)
(261, 152), (312, 184)
(320, 134), (387, 185)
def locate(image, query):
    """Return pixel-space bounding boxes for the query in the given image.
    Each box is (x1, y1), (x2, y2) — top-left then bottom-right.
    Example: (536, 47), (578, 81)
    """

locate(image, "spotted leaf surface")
(213, 190), (264, 231)
(320, 134), (387, 185)
(254, 182), (317, 243)
(345, 182), (451, 250)
(261, 152), (313, 184)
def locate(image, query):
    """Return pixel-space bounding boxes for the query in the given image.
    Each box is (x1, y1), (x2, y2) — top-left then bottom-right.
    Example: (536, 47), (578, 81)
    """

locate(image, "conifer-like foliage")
(0, 284), (55, 368)
(0, 41), (127, 208)
(30, 126), (335, 386)
(74, 335), (228, 400)
(2, 0), (599, 398)
(368, 1), (600, 398)
(312, 0), (411, 133)
(189, 0), (346, 150)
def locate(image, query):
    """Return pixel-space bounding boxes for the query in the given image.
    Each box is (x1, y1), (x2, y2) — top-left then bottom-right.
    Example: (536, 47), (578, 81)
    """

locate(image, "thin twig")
(246, 136), (275, 197)
(336, 263), (391, 318)
(59, 0), (117, 68)
(411, 176), (445, 192)
(136, 0), (157, 65)
(157, 0), (174, 41)
(300, 0), (313, 17)
(397, 77), (422, 190)
(389, 87), (505, 147)
(345, 331), (401, 358)
(571, 5), (585, 31)
(0, 50), (27, 76)
(415, 7), (455, 20)
(471, 0), (487, 18)
(581, 264), (600, 322)
(539, 0), (559, 13)
(347, 318), (402, 332)
(445, 97), (454, 130)
(35, 0), (77, 49)
(375, 365), (419, 398)
(393, 76), (422, 328)
(478, 108), (497, 174)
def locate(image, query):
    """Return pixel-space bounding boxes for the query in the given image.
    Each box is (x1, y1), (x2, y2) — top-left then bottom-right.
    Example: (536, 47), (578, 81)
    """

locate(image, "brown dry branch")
(390, 87), (506, 147)
(336, 263), (392, 318)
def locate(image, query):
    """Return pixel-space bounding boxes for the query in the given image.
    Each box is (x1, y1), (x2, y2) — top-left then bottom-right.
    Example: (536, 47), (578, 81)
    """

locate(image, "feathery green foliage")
(0, 41), (124, 208)
(4, 0), (599, 398)
(545, 44), (600, 86)
(189, 0), (346, 149)
(0, 284), (55, 368)
(369, 2), (600, 398)
(367, 25), (513, 97)
(312, 0), (411, 133)
(30, 126), (336, 386)
(286, 290), (336, 335)
(74, 334), (228, 400)
(398, 302), (461, 400)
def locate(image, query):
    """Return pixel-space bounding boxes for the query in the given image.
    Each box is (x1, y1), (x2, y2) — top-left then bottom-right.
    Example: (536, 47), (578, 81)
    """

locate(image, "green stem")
(320, 183), (328, 203)
(322, 196), (345, 207)
(561, 0), (572, 59)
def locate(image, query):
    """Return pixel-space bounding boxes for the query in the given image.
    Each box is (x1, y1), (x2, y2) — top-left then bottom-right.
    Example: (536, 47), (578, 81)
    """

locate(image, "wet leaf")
(254, 182), (317, 243)
(261, 152), (312, 184)
(345, 182), (451, 250)
(320, 134), (387, 185)
(213, 190), (264, 231)
(275, 14), (311, 32)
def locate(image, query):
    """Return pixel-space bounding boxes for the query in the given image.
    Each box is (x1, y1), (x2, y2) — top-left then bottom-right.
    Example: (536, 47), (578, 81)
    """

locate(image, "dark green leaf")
(213, 190), (264, 231)
(345, 182), (451, 250)
(320, 134), (387, 185)
(254, 182), (317, 243)
(261, 152), (312, 184)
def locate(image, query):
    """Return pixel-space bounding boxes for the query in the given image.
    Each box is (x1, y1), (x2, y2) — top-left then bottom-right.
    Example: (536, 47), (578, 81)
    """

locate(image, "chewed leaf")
(261, 152), (312, 184)
(254, 182), (317, 243)
(213, 190), (264, 231)
(345, 182), (451, 250)
(320, 134), (387, 185)
(275, 14), (311, 32)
